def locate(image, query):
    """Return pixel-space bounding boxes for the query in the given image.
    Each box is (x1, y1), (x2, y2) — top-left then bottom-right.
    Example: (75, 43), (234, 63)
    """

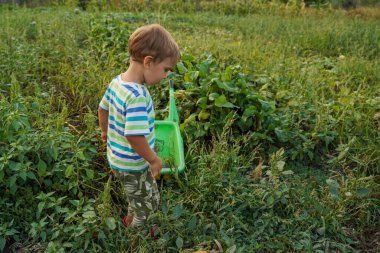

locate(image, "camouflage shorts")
(113, 168), (160, 227)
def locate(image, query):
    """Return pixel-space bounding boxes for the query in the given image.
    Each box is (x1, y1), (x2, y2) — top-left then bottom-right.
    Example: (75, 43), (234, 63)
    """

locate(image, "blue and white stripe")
(99, 75), (155, 172)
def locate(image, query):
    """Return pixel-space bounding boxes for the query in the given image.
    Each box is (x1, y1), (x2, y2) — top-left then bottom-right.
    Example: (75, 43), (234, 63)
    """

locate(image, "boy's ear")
(143, 56), (154, 68)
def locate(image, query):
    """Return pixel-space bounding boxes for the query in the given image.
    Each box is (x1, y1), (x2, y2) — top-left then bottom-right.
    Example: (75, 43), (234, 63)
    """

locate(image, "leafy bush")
(1, 7), (378, 252)
(0, 83), (124, 251)
(151, 54), (342, 165)
(86, 13), (136, 66)
(137, 129), (379, 252)
(153, 54), (276, 143)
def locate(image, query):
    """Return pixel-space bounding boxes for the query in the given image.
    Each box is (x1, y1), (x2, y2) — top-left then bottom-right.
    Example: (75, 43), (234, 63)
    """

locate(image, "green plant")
(151, 54), (279, 150)
(0, 5), (379, 252)
(0, 84), (113, 251)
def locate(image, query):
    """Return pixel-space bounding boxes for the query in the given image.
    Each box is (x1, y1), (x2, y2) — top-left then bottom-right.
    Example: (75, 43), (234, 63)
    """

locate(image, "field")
(0, 1), (379, 252)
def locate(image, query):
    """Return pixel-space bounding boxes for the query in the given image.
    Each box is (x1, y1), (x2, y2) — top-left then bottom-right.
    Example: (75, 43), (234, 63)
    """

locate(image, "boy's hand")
(149, 156), (162, 179)
(101, 131), (107, 143)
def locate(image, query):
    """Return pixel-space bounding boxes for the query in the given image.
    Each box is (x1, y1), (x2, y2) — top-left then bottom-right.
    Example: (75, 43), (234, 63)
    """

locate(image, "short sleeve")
(124, 95), (150, 136)
(99, 88), (110, 111)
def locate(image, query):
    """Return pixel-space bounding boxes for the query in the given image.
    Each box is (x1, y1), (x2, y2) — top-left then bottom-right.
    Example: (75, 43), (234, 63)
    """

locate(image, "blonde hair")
(128, 24), (180, 63)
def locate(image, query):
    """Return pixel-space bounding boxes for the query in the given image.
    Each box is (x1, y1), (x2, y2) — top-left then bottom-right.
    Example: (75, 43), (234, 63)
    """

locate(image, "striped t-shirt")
(99, 75), (155, 172)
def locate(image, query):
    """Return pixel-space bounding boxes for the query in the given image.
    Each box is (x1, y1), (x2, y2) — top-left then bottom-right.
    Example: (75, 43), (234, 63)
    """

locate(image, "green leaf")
(51, 231), (60, 240)
(9, 161), (21, 171)
(163, 232), (170, 242)
(184, 71), (199, 82)
(85, 169), (94, 179)
(19, 171), (27, 181)
(77, 151), (86, 160)
(98, 230), (106, 240)
(38, 159), (47, 177)
(216, 81), (239, 93)
(196, 97), (208, 107)
(355, 188), (371, 198)
(198, 110), (210, 121)
(226, 245), (237, 253)
(61, 143), (71, 149)
(27, 171), (37, 181)
(48, 146), (58, 161)
(317, 227), (326, 235)
(181, 54), (194, 61)
(197, 61), (210, 77)
(172, 204), (183, 219)
(274, 128), (289, 142)
(187, 216), (197, 230)
(40, 231), (46, 242)
(161, 202), (168, 214)
(62, 242), (73, 248)
(184, 60), (194, 71)
(221, 66), (233, 81)
(266, 195), (274, 205)
(259, 99), (275, 112)
(215, 95), (237, 108)
(247, 93), (258, 101)
(276, 161), (285, 171)
(37, 202), (45, 218)
(338, 147), (349, 161)
(345, 192), (353, 197)
(209, 93), (220, 101)
(326, 179), (339, 189)
(282, 170), (294, 175)
(176, 62), (187, 74)
(0, 237), (5, 251)
(242, 106), (257, 121)
(105, 217), (116, 230)
(175, 236), (183, 249)
(65, 165), (74, 178)
(329, 189), (340, 200)
(8, 175), (17, 194)
(5, 228), (18, 236)
(82, 211), (96, 219)
(183, 113), (197, 126)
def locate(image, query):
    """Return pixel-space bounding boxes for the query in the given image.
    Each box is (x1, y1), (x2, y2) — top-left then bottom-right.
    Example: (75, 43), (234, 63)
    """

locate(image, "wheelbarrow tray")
(155, 120), (185, 175)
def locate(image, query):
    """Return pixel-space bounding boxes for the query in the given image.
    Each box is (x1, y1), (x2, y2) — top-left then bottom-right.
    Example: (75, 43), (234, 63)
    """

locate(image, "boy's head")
(128, 24), (180, 65)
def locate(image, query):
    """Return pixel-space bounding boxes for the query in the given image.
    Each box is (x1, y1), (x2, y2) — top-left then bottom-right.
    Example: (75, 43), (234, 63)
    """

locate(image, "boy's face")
(144, 57), (177, 86)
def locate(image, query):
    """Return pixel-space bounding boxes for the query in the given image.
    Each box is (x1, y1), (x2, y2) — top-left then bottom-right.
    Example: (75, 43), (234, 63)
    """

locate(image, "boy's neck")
(121, 61), (145, 85)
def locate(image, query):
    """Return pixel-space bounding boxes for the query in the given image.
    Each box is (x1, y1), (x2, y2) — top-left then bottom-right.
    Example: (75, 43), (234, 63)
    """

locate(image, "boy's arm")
(126, 135), (162, 178)
(98, 107), (109, 143)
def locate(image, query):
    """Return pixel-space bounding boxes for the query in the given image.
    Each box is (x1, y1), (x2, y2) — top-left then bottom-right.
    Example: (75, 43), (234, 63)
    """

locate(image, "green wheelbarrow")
(155, 80), (185, 175)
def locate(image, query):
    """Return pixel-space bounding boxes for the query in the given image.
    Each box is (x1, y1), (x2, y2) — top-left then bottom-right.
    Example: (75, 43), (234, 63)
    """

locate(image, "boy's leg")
(122, 169), (160, 227)
(113, 170), (135, 218)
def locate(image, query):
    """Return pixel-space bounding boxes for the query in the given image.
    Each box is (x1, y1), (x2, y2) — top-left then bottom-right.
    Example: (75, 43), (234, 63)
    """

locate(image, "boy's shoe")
(149, 224), (159, 238)
(122, 215), (133, 228)
(122, 217), (159, 239)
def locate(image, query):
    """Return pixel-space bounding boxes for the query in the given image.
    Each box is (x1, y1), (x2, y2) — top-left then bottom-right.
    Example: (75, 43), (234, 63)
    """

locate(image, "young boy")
(98, 24), (180, 228)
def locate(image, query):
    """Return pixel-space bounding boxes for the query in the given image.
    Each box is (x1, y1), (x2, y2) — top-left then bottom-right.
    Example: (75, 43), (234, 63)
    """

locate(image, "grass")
(0, 4), (379, 252)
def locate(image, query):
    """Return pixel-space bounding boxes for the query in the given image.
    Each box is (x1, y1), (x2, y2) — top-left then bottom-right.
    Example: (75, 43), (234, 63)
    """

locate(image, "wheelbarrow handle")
(168, 80), (179, 124)
(169, 79), (173, 89)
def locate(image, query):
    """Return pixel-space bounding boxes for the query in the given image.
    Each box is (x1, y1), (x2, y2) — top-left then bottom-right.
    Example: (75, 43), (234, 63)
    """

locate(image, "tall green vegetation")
(0, 5), (379, 252)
